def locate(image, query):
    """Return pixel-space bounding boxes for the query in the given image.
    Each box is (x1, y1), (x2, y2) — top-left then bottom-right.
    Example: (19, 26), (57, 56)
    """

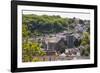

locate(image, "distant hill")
(22, 14), (90, 37)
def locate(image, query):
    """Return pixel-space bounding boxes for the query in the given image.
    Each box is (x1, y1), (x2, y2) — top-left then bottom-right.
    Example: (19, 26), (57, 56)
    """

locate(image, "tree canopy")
(22, 14), (73, 36)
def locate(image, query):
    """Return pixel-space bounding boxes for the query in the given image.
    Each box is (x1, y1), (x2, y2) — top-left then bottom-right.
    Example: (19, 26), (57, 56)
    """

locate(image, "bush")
(80, 32), (90, 56)
(80, 45), (90, 56)
(32, 57), (41, 62)
(22, 42), (46, 62)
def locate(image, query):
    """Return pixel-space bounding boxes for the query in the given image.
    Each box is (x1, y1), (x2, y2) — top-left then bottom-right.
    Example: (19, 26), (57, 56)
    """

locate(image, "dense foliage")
(81, 32), (90, 56)
(22, 14), (73, 36)
(22, 42), (46, 62)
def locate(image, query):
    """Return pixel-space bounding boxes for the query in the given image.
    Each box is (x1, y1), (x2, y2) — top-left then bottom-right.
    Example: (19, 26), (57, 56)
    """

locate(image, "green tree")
(81, 32), (90, 56)
(81, 32), (90, 46)
(22, 14), (72, 35)
(22, 42), (46, 62)
(22, 24), (30, 38)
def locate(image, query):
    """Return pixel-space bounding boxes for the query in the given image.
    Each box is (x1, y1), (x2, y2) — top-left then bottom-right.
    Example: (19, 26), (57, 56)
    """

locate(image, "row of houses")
(36, 31), (82, 56)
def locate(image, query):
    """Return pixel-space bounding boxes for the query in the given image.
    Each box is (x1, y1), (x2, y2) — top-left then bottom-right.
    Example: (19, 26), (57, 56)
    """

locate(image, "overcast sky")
(23, 10), (90, 20)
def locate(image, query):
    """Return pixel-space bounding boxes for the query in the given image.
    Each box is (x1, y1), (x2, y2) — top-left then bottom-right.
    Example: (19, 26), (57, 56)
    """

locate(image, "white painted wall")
(0, 0), (99, 73)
